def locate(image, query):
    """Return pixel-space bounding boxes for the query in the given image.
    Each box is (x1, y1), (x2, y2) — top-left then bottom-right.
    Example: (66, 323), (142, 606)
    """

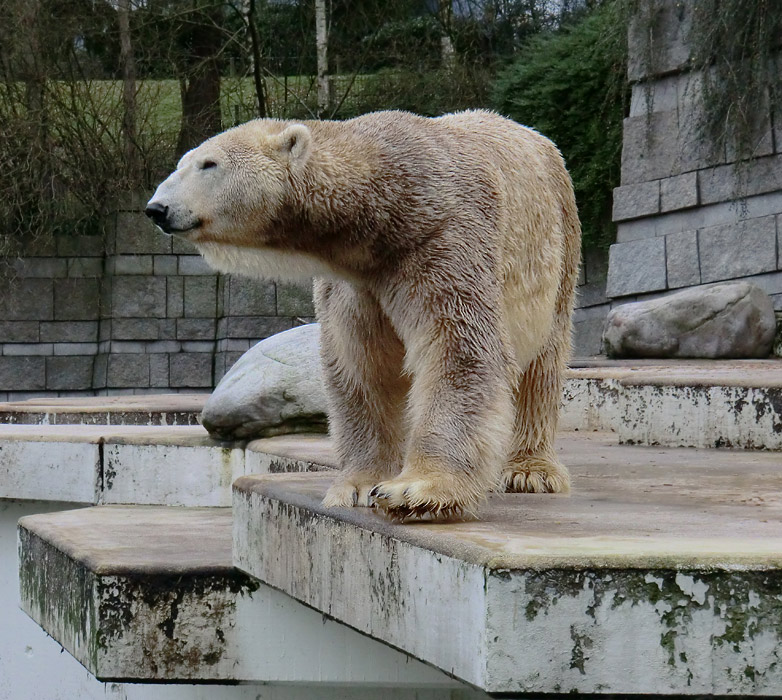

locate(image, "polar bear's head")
(145, 121), (326, 279)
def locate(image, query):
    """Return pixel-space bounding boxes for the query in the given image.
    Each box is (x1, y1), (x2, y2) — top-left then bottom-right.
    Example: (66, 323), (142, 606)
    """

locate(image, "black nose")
(145, 202), (169, 230)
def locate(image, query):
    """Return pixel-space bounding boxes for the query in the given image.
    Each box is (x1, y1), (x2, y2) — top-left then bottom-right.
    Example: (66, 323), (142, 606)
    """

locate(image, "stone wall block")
(215, 351), (245, 381)
(612, 181), (660, 222)
(699, 155), (782, 206)
(52, 342), (98, 356)
(665, 230), (700, 289)
(184, 277), (217, 318)
(112, 318), (161, 340)
(627, 0), (692, 81)
(699, 215), (777, 283)
(621, 111), (680, 185)
(92, 353), (107, 388)
(0, 279), (53, 321)
(171, 237), (198, 255)
(112, 255), (154, 276)
(628, 76), (680, 118)
(107, 354), (150, 388)
(68, 258), (104, 277)
(227, 277), (276, 316)
(40, 321), (99, 343)
(0, 322), (39, 343)
(0, 356), (45, 390)
(115, 212), (172, 255)
(149, 353), (170, 387)
(12, 258), (67, 278)
(725, 89), (774, 162)
(166, 277), (184, 318)
(177, 318), (216, 340)
(179, 256), (213, 275)
(606, 237), (667, 298)
(111, 276), (167, 318)
(2, 343), (53, 356)
(660, 172), (698, 212)
(276, 280), (315, 317)
(218, 316), (293, 340)
(169, 353), (213, 388)
(46, 356), (94, 390)
(160, 319), (177, 340)
(54, 279), (100, 321)
(153, 255), (178, 275)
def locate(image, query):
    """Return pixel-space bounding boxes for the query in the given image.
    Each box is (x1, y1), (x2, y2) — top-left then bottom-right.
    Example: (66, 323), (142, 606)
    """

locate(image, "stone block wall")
(0, 196), (314, 400)
(576, 0), (782, 356)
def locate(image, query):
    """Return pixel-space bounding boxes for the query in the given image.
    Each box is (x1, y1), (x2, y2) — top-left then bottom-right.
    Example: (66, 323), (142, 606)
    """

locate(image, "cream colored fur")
(147, 110), (581, 521)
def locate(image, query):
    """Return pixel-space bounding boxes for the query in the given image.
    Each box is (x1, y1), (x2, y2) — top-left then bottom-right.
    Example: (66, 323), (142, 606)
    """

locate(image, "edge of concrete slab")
(232, 472), (782, 695)
(17, 506), (465, 689)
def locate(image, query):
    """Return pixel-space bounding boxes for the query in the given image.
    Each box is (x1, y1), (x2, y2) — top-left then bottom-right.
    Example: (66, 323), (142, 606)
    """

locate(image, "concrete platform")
(0, 424), (246, 505)
(233, 432), (782, 696)
(563, 359), (782, 449)
(0, 394), (206, 426)
(18, 505), (469, 692)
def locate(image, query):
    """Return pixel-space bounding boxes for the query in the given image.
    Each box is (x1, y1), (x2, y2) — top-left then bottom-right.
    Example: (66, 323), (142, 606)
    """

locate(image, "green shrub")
(492, 2), (629, 249)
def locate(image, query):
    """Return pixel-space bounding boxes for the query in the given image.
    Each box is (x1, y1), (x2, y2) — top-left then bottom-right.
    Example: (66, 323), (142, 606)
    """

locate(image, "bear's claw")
(368, 480), (476, 522)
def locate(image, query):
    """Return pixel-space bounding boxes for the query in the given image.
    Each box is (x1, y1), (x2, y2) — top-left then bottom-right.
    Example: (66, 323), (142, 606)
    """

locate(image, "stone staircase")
(3, 360), (782, 698)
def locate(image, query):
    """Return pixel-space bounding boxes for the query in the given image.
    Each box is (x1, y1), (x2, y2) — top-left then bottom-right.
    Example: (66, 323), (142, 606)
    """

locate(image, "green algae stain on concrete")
(489, 567), (782, 694)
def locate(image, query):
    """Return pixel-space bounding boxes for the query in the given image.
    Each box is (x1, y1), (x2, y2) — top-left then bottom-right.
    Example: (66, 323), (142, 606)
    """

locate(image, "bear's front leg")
(316, 280), (409, 508)
(370, 283), (516, 520)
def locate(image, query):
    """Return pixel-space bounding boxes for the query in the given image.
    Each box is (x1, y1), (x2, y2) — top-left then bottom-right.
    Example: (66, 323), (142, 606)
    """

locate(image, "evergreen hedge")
(492, 2), (629, 249)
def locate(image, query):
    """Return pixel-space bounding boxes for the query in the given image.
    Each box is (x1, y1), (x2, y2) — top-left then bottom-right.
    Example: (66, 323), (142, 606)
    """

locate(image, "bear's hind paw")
(501, 455), (570, 494)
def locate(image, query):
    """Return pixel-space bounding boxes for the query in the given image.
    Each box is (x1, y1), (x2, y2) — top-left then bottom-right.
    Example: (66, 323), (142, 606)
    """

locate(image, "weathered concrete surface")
(0, 425), (245, 505)
(0, 394), (206, 426)
(562, 360), (782, 449)
(18, 506), (471, 692)
(234, 431), (782, 695)
(246, 434), (337, 474)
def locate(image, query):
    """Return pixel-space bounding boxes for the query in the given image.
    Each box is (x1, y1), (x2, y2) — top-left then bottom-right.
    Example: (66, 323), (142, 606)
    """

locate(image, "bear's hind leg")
(317, 281), (409, 508)
(502, 333), (570, 494)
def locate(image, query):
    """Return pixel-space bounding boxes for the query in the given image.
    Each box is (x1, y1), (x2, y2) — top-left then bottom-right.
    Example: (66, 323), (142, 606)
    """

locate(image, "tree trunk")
(247, 0), (267, 119)
(117, 0), (139, 182)
(176, 5), (223, 157)
(438, 0), (455, 69)
(315, 0), (329, 117)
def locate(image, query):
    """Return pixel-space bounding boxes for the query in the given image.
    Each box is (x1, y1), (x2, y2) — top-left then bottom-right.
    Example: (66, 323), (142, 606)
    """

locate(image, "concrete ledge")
(18, 506), (463, 689)
(0, 394), (206, 426)
(563, 360), (782, 449)
(0, 425), (244, 505)
(233, 440), (782, 694)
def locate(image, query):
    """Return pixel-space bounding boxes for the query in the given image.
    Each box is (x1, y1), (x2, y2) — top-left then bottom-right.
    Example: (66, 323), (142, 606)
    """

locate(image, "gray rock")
(602, 282), (776, 359)
(201, 323), (328, 440)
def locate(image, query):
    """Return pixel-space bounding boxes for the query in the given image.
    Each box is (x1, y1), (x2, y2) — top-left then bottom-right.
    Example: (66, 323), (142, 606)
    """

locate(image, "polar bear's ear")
(277, 124), (311, 165)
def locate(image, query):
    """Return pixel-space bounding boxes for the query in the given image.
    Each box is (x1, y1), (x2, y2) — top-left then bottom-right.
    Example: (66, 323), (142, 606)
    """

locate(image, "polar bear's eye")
(200, 160), (217, 170)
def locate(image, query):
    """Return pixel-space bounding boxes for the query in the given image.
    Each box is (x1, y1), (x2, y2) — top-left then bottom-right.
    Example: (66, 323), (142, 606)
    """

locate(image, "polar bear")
(146, 110), (581, 520)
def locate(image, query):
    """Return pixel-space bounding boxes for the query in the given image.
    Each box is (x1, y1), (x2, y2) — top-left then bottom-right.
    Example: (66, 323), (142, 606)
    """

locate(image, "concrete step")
(233, 432), (782, 696)
(0, 424), (338, 506)
(0, 394), (206, 427)
(1, 359), (781, 450)
(563, 358), (782, 449)
(18, 505), (472, 693)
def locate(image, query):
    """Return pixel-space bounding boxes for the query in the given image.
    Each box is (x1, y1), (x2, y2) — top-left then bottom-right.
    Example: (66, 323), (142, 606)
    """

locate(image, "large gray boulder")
(202, 323), (328, 440)
(602, 282), (776, 359)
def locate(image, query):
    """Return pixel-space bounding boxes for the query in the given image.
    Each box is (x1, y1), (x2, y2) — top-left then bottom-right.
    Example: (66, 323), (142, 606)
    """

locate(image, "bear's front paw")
(501, 454), (570, 494)
(369, 475), (482, 522)
(322, 477), (377, 508)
